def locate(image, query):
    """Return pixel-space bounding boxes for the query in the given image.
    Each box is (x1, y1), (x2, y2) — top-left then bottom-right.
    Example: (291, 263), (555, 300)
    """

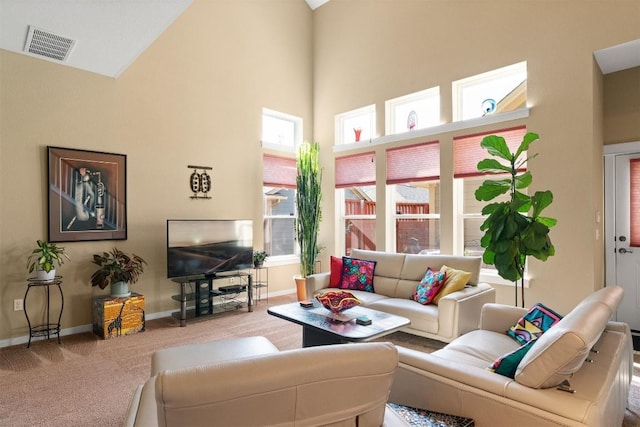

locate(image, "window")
(453, 61), (527, 122)
(386, 141), (441, 254)
(453, 126), (528, 268)
(262, 108), (302, 149)
(335, 105), (376, 145)
(336, 152), (377, 254)
(385, 87), (440, 135)
(263, 154), (297, 257)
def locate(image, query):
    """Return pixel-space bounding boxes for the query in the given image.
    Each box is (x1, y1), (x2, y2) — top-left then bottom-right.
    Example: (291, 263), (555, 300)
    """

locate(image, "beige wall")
(312, 0), (640, 313)
(0, 0), (312, 342)
(604, 66), (640, 144)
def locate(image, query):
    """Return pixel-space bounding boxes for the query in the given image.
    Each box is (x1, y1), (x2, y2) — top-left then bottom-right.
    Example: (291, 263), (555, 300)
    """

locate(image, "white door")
(614, 153), (640, 332)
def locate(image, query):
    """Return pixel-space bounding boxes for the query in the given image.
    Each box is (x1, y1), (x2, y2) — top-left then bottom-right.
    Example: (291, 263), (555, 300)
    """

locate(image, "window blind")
(386, 140), (440, 184)
(335, 152), (376, 188)
(263, 154), (296, 189)
(630, 158), (640, 247)
(453, 125), (527, 178)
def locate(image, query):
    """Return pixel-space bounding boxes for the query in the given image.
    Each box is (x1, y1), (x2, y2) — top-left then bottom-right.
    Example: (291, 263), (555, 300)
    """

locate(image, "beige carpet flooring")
(0, 294), (638, 426)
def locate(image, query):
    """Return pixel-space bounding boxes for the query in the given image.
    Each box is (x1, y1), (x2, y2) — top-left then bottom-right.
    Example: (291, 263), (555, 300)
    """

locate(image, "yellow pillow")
(431, 265), (471, 305)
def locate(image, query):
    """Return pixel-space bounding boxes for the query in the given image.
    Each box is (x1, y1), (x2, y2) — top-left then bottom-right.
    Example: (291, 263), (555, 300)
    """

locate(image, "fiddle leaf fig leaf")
(514, 132), (539, 159)
(475, 179), (511, 201)
(481, 135), (513, 162)
(477, 158), (512, 174)
(537, 216), (558, 227)
(514, 171), (532, 189)
(531, 190), (553, 218)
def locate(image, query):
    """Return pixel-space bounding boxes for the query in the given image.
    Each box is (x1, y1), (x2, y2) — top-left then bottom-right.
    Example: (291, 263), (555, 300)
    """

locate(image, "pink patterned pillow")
(411, 268), (447, 305)
(338, 257), (376, 292)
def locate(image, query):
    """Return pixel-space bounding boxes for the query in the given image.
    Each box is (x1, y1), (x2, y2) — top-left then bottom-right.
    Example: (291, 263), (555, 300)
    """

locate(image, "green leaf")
(514, 171), (532, 189)
(531, 190), (553, 218)
(514, 132), (539, 159)
(481, 135), (513, 162)
(477, 158), (512, 174)
(481, 202), (505, 216)
(475, 179), (511, 201)
(537, 216), (558, 227)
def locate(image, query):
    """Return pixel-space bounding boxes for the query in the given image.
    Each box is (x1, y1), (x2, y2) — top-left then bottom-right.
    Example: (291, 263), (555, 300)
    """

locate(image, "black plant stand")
(24, 276), (64, 348)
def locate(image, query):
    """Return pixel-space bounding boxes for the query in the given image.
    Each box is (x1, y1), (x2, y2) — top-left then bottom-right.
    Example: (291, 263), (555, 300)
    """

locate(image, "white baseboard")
(0, 288), (296, 349)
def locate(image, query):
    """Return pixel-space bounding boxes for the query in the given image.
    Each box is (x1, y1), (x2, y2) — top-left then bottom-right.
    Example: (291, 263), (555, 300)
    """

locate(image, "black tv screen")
(167, 219), (253, 278)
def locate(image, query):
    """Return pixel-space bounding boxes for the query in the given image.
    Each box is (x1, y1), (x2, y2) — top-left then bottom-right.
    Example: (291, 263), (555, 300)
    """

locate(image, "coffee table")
(268, 300), (411, 347)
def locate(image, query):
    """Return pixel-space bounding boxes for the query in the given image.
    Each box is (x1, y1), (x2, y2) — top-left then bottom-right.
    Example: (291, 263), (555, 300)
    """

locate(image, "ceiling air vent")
(24, 25), (76, 62)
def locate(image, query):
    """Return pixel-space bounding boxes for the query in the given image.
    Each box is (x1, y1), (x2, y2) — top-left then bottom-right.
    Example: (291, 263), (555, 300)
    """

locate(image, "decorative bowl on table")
(315, 290), (362, 314)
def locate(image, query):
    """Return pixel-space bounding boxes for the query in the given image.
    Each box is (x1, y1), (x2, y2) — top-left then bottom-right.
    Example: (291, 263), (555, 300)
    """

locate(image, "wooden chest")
(92, 293), (145, 339)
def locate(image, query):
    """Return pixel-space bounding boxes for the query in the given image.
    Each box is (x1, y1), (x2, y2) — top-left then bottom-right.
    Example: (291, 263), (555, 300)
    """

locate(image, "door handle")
(619, 248), (634, 254)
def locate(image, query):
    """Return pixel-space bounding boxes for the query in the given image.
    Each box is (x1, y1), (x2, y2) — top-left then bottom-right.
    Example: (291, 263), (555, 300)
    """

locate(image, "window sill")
(261, 255), (299, 268)
(333, 108), (530, 153)
(479, 269), (531, 288)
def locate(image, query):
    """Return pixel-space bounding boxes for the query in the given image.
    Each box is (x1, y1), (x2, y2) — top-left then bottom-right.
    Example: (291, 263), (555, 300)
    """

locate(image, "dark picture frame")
(47, 146), (127, 242)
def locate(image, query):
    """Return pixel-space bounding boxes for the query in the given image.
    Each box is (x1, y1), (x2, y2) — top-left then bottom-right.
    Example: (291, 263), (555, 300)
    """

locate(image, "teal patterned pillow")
(488, 340), (536, 378)
(339, 257), (376, 292)
(411, 268), (447, 305)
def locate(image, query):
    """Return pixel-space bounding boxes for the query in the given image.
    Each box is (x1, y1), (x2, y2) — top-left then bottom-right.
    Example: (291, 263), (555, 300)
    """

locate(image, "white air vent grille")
(24, 26), (76, 62)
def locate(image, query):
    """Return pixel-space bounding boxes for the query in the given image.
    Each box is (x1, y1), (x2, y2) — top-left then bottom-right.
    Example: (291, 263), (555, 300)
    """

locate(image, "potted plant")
(474, 131), (557, 307)
(27, 240), (69, 281)
(253, 250), (269, 268)
(91, 248), (147, 298)
(294, 141), (323, 300)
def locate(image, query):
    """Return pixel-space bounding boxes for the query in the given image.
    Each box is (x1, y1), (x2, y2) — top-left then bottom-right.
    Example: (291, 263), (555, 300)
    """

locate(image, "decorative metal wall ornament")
(188, 165), (212, 199)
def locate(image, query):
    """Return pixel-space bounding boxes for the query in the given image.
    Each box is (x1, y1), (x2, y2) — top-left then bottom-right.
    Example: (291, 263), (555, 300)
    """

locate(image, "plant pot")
(294, 276), (307, 301)
(36, 268), (55, 282)
(110, 281), (131, 298)
(254, 262), (263, 268)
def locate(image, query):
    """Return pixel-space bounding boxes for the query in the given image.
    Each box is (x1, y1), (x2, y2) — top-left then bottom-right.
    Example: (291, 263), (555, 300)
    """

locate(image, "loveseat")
(124, 336), (409, 426)
(305, 249), (496, 343)
(388, 285), (633, 426)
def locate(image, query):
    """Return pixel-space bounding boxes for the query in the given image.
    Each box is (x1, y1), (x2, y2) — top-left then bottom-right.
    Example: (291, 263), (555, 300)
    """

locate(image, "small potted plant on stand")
(27, 240), (69, 282)
(91, 248), (147, 298)
(253, 250), (269, 268)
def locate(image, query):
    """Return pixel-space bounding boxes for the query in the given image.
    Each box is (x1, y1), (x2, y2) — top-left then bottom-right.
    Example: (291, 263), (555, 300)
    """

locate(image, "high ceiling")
(0, 0), (637, 79)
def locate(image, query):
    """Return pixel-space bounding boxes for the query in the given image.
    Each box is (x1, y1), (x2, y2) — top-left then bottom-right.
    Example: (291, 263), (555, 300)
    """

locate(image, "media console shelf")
(171, 272), (253, 326)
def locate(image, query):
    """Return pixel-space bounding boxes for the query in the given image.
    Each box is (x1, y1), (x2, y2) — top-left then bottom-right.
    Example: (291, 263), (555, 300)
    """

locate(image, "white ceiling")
(0, 0), (637, 79)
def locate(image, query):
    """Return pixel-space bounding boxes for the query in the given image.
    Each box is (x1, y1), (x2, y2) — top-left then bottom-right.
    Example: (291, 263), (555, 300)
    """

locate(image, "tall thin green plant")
(295, 141), (323, 277)
(474, 131), (557, 307)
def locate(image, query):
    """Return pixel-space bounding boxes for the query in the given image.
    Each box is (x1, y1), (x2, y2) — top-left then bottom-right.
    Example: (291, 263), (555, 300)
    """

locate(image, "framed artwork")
(47, 146), (127, 242)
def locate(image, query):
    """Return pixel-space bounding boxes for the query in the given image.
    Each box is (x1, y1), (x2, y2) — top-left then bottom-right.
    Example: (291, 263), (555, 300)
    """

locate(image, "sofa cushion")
(329, 256), (342, 288)
(506, 302), (563, 345)
(411, 268), (446, 305)
(431, 265), (471, 305)
(515, 300), (613, 388)
(339, 257), (376, 292)
(488, 340), (536, 378)
(368, 298), (439, 334)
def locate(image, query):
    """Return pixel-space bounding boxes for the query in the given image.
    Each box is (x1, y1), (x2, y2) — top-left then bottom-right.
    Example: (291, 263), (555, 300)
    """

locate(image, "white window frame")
(262, 187), (299, 264)
(335, 104), (376, 145)
(385, 87), (441, 135)
(261, 108), (302, 151)
(452, 61), (527, 122)
(336, 187), (377, 256)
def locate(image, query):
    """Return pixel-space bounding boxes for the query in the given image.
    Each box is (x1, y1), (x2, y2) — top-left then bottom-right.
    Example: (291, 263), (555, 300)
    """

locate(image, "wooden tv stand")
(171, 272), (253, 326)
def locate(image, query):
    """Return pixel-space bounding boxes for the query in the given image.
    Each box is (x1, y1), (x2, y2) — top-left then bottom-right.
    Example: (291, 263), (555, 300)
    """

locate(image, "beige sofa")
(306, 249), (496, 342)
(388, 286), (633, 426)
(124, 336), (409, 426)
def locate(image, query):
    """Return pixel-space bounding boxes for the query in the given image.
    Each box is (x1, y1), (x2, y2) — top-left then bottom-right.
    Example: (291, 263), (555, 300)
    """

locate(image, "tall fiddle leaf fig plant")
(474, 132), (556, 307)
(295, 141), (323, 278)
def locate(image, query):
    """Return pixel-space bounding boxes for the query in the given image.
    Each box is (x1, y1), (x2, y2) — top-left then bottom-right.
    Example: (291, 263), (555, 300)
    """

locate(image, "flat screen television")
(167, 219), (253, 278)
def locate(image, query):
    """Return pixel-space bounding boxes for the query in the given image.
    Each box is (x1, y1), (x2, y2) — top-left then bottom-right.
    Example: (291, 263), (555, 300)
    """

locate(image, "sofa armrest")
(436, 283), (496, 341)
(479, 303), (528, 333)
(123, 385), (144, 427)
(305, 272), (330, 296)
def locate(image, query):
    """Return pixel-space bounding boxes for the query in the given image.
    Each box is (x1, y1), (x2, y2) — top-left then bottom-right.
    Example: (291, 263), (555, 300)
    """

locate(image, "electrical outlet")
(13, 299), (23, 311)
(229, 277), (236, 284)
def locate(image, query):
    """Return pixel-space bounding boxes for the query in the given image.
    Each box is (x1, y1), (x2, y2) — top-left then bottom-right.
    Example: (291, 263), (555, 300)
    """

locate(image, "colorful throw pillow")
(329, 256), (343, 288)
(430, 265), (472, 305)
(339, 257), (376, 292)
(411, 268), (447, 305)
(488, 340), (536, 378)
(507, 303), (563, 345)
